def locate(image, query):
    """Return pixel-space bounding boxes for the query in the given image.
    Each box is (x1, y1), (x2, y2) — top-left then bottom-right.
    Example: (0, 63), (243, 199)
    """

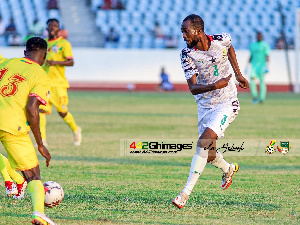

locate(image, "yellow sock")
(28, 180), (45, 213)
(0, 154), (13, 182)
(40, 113), (47, 141)
(2, 155), (24, 184)
(63, 112), (78, 132)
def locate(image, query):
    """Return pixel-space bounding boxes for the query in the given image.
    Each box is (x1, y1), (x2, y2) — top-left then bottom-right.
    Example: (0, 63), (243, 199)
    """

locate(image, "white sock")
(210, 150), (230, 173)
(182, 147), (208, 195)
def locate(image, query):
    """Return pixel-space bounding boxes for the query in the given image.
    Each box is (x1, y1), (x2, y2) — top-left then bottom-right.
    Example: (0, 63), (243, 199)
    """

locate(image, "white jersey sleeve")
(222, 32), (232, 48)
(180, 48), (199, 80)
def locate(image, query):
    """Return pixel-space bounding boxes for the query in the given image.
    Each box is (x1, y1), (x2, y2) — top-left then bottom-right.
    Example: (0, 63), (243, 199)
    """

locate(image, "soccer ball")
(266, 146), (275, 154)
(43, 181), (64, 208)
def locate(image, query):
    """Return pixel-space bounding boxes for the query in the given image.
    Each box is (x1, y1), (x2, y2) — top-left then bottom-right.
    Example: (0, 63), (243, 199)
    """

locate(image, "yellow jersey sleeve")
(29, 70), (51, 106)
(63, 40), (73, 59)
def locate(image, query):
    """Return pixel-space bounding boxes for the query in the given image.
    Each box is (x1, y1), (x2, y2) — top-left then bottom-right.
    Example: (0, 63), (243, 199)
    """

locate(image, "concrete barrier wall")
(0, 47), (297, 84)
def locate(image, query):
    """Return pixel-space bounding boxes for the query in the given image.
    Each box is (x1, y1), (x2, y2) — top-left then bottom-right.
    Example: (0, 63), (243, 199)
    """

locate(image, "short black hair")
(46, 18), (59, 25)
(183, 14), (204, 31)
(26, 37), (47, 52)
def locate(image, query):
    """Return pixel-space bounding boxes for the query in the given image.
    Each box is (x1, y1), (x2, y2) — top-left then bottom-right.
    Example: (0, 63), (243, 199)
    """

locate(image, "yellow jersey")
(43, 36), (73, 88)
(0, 57), (51, 135)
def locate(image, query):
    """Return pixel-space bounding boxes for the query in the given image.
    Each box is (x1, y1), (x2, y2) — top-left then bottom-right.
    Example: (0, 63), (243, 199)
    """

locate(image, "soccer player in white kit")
(172, 14), (249, 209)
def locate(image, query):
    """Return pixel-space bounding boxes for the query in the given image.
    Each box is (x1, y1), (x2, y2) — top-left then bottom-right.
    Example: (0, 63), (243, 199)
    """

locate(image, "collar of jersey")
(48, 36), (63, 42)
(23, 57), (39, 65)
(193, 35), (213, 51)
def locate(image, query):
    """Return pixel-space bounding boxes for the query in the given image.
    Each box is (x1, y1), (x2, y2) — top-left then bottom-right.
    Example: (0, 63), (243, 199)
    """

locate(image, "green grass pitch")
(0, 91), (299, 224)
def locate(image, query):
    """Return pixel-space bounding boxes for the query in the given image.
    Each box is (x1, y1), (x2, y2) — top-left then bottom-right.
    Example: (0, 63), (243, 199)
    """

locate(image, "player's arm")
(187, 74), (232, 95)
(26, 96), (51, 167)
(46, 58), (74, 66)
(227, 45), (249, 89)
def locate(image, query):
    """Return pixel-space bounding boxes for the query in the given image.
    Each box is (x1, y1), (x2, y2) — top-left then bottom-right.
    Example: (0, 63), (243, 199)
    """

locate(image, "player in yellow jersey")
(39, 18), (82, 146)
(0, 53), (27, 199)
(0, 37), (56, 224)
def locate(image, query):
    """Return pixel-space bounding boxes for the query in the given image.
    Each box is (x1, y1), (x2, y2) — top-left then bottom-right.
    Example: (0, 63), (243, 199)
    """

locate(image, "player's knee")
(196, 146), (209, 159)
(39, 109), (46, 113)
(207, 155), (216, 162)
(22, 167), (41, 183)
(58, 111), (67, 118)
(39, 109), (51, 114)
(25, 175), (41, 183)
(197, 138), (215, 149)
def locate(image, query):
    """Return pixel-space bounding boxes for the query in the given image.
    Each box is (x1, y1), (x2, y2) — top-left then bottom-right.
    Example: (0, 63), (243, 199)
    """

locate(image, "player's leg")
(172, 107), (219, 209)
(249, 66), (258, 104)
(2, 153), (24, 184)
(210, 150), (239, 190)
(22, 166), (55, 225)
(59, 111), (81, 145)
(0, 153), (13, 182)
(1, 153), (27, 199)
(2, 131), (55, 224)
(22, 166), (44, 213)
(258, 68), (267, 103)
(172, 128), (216, 209)
(207, 105), (240, 190)
(185, 128), (217, 194)
(54, 88), (81, 145)
(0, 153), (17, 196)
(172, 108), (213, 208)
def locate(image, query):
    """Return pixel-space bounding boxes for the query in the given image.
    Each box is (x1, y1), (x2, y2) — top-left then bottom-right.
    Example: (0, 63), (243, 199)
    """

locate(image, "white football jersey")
(180, 33), (238, 107)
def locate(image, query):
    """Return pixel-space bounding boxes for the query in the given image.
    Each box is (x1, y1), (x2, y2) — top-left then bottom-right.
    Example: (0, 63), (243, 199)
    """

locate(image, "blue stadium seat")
(1, 0), (299, 48)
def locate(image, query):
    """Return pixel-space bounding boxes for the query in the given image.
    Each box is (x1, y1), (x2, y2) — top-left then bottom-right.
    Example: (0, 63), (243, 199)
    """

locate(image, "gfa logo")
(266, 140), (291, 155)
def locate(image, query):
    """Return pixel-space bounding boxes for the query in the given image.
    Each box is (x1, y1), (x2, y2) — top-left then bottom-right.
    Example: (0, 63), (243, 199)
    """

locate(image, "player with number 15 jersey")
(0, 57), (50, 136)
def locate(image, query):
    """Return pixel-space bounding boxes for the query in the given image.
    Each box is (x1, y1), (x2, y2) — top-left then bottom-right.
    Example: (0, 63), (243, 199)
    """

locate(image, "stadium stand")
(94, 0), (300, 49)
(0, 0), (58, 46)
(0, 0), (299, 49)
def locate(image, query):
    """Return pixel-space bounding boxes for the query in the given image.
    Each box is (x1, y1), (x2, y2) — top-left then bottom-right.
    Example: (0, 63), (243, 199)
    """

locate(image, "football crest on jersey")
(51, 45), (63, 53)
(222, 49), (226, 59)
(51, 45), (59, 53)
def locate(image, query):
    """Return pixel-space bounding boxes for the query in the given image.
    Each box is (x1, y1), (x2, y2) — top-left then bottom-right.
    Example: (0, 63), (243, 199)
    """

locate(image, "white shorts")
(197, 100), (240, 138)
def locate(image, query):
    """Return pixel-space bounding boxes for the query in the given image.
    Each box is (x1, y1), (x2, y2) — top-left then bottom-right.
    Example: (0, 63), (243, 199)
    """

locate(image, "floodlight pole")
(278, 3), (293, 92)
(295, 8), (300, 93)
